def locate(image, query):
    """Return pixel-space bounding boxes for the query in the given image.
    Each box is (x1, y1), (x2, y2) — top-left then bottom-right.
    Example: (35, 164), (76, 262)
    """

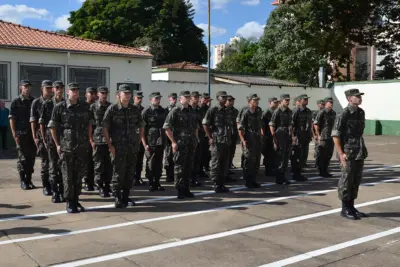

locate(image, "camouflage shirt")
(269, 106), (293, 131)
(102, 103), (145, 151)
(203, 104), (232, 145)
(165, 103), (176, 114)
(262, 108), (276, 138)
(331, 104), (368, 160)
(9, 94), (35, 136)
(226, 106), (239, 136)
(238, 107), (263, 135)
(48, 100), (91, 153)
(90, 101), (111, 145)
(292, 106), (313, 142)
(163, 106), (198, 146)
(142, 105), (168, 147)
(39, 97), (64, 147)
(30, 96), (48, 139)
(314, 108), (336, 140)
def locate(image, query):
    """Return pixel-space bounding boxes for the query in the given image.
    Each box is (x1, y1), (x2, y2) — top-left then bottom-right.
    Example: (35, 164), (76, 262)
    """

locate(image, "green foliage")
(68, 0), (207, 65)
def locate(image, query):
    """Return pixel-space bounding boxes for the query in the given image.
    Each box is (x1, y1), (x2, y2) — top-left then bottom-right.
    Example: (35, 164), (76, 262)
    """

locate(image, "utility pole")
(207, 0), (211, 95)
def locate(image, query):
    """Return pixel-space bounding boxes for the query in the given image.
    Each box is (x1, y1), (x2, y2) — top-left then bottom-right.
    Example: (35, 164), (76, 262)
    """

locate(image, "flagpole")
(207, 0), (211, 95)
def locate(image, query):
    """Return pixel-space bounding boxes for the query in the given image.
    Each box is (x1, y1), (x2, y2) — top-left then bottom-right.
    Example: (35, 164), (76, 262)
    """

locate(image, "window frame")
(0, 61), (11, 101)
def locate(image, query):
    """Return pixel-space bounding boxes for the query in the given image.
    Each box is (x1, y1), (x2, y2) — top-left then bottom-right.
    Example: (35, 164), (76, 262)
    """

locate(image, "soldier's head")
(168, 93), (177, 105)
(97, 86), (108, 102)
(200, 93), (211, 105)
(247, 94), (260, 108)
(268, 97), (279, 109)
(179, 90), (191, 106)
(118, 84), (132, 104)
(191, 91), (200, 106)
(345, 89), (363, 106)
(216, 91), (228, 105)
(67, 82), (80, 101)
(324, 97), (333, 109)
(41, 80), (53, 98)
(86, 87), (98, 103)
(317, 100), (325, 109)
(293, 96), (300, 107)
(149, 92), (162, 106)
(134, 91), (143, 105)
(19, 80), (32, 96)
(279, 93), (291, 108)
(226, 95), (235, 107)
(299, 94), (310, 107)
(52, 81), (64, 99)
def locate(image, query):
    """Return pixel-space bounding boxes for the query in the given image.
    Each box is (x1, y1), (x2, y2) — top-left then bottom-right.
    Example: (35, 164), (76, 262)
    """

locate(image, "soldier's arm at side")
(140, 109), (148, 148)
(137, 109), (146, 149)
(202, 108), (213, 142)
(237, 111), (247, 145)
(314, 110), (323, 140)
(269, 109), (278, 145)
(163, 109), (177, 145)
(39, 103), (47, 146)
(48, 105), (61, 148)
(30, 100), (39, 143)
(332, 111), (347, 165)
(101, 106), (114, 151)
(8, 100), (18, 144)
(88, 105), (95, 145)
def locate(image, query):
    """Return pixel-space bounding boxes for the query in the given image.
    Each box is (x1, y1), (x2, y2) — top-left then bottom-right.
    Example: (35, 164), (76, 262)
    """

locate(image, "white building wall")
(167, 71), (208, 83)
(151, 72), (169, 81)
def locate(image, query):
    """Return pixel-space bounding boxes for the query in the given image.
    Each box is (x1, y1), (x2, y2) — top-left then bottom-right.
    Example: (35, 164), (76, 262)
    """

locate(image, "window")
(68, 67), (109, 101)
(19, 63), (64, 98)
(0, 62), (11, 101)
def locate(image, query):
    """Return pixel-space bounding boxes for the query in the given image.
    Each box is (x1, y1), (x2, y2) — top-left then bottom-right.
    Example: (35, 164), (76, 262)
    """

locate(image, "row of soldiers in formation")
(9, 79), (368, 220)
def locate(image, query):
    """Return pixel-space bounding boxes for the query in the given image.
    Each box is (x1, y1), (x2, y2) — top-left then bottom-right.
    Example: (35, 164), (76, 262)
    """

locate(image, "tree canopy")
(68, 0), (207, 65)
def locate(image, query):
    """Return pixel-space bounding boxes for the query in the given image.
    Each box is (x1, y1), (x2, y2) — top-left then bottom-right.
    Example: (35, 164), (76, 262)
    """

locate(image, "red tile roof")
(155, 61), (207, 70)
(0, 20), (152, 58)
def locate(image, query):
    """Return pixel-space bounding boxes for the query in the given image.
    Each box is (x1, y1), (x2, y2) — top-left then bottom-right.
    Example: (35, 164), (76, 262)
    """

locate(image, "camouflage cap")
(317, 99), (325, 105)
(268, 97), (279, 103)
(149, 92), (162, 98)
(53, 81), (64, 87)
(86, 87), (97, 93)
(168, 92), (177, 98)
(20, 80), (32, 86)
(279, 93), (291, 100)
(118, 84), (131, 93)
(216, 91), (228, 98)
(324, 97), (334, 102)
(68, 82), (79, 89)
(345, 88), (364, 97)
(41, 80), (53, 87)
(201, 92), (211, 99)
(191, 91), (201, 97)
(179, 90), (191, 97)
(299, 94), (310, 100)
(97, 86), (108, 93)
(248, 93), (260, 100)
(227, 95), (235, 100)
(133, 90), (143, 97)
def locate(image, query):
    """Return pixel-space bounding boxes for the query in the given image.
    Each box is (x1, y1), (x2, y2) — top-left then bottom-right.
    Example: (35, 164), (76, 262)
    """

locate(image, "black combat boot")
(42, 179), (52, 196)
(225, 176), (237, 183)
(350, 199), (368, 218)
(122, 188), (135, 207)
(340, 200), (359, 220)
(19, 171), (29, 190)
(199, 170), (208, 178)
(155, 179), (165, 191)
(214, 184), (230, 193)
(51, 182), (61, 203)
(84, 180), (95, 191)
(114, 189), (124, 208)
(26, 173), (36, 189)
(66, 199), (78, 213)
(75, 192), (85, 212)
(293, 172), (308, 182)
(190, 178), (202, 187)
(102, 183), (111, 198)
(184, 188), (195, 198)
(148, 181), (157, 192)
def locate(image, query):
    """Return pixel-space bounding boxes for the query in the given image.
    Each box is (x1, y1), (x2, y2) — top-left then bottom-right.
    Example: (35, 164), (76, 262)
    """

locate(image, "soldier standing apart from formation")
(103, 84), (145, 208)
(226, 95), (239, 171)
(83, 87), (97, 191)
(189, 91), (203, 187)
(30, 80), (53, 195)
(332, 89), (368, 220)
(39, 81), (65, 203)
(314, 97), (336, 177)
(203, 91), (232, 193)
(262, 97), (279, 176)
(49, 82), (91, 213)
(269, 94), (293, 185)
(312, 100), (325, 167)
(163, 90), (198, 199)
(199, 93), (212, 175)
(89, 86), (112, 198)
(9, 80), (36, 190)
(238, 94), (263, 188)
(132, 91), (147, 186)
(164, 92), (178, 183)
(141, 92), (168, 192)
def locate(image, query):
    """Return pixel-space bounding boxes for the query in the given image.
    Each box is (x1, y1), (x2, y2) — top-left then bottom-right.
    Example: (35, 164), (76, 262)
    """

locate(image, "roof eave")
(0, 45), (153, 59)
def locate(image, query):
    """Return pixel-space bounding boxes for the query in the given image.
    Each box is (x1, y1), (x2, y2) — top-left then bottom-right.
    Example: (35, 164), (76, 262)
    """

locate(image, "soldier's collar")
(19, 94), (31, 101)
(52, 97), (64, 105)
(347, 104), (358, 113)
(151, 105), (161, 110)
(97, 100), (109, 107)
(279, 106), (288, 112)
(66, 99), (80, 108)
(216, 104), (225, 110)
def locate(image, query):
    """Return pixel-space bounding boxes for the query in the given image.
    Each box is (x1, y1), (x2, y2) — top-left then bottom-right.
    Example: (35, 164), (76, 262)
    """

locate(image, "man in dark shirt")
(83, 87), (97, 192)
(312, 99), (325, 166)
(199, 93), (212, 174)
(262, 97), (279, 176)
(133, 90), (147, 186)
(30, 80), (53, 196)
(189, 91), (203, 187)
(9, 80), (36, 190)
(163, 92), (178, 183)
(332, 89), (368, 220)
(226, 95), (239, 171)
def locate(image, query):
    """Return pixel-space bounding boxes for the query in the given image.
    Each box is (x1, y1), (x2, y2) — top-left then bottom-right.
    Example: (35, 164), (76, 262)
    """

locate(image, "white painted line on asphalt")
(259, 227), (400, 267)
(50, 195), (400, 267)
(1, 165), (398, 223)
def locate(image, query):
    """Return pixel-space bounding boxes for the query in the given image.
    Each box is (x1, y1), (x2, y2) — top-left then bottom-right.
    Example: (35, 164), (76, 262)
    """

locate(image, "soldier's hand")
(242, 140), (247, 148)
(318, 136), (321, 145)
(208, 138), (214, 147)
(109, 145), (116, 157)
(145, 145), (150, 152)
(90, 140), (96, 150)
(56, 145), (61, 157)
(13, 135), (20, 145)
(339, 153), (348, 168)
(172, 142), (178, 153)
(292, 136), (297, 145)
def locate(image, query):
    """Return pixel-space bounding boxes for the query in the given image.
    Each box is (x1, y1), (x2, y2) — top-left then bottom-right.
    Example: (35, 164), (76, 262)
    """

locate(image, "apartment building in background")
(213, 36), (242, 68)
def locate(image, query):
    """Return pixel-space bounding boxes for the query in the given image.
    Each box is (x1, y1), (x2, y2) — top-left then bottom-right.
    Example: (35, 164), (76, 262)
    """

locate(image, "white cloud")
(188, 0), (201, 11)
(211, 0), (232, 10)
(189, 0), (232, 12)
(240, 0), (260, 6)
(0, 4), (50, 24)
(197, 23), (227, 37)
(53, 14), (71, 30)
(236, 21), (265, 39)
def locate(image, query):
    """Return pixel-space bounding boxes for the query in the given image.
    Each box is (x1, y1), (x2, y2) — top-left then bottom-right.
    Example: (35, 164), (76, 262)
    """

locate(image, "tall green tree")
(68, 0), (207, 65)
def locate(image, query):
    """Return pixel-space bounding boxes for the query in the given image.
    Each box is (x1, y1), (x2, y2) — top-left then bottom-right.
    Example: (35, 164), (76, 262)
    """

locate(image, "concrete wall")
(333, 80), (400, 136)
(151, 72), (169, 81)
(167, 71), (208, 83)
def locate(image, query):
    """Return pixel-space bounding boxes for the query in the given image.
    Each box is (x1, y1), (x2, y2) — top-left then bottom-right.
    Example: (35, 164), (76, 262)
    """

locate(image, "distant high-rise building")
(213, 44), (226, 69)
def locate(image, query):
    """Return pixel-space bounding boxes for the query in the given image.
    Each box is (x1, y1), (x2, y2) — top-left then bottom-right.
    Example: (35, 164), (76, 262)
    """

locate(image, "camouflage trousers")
(200, 136), (211, 171)
(192, 139), (202, 177)
(291, 141), (310, 173)
(47, 145), (62, 188)
(164, 142), (174, 180)
(93, 144), (112, 188)
(242, 134), (262, 182)
(83, 145), (94, 187)
(338, 160), (364, 201)
(61, 150), (87, 200)
(111, 149), (137, 191)
(275, 130), (291, 175)
(173, 140), (196, 190)
(262, 136), (276, 174)
(316, 139), (334, 173)
(229, 134), (238, 167)
(145, 145), (164, 183)
(210, 143), (230, 185)
(38, 142), (50, 186)
(16, 134), (36, 176)
(134, 143), (145, 180)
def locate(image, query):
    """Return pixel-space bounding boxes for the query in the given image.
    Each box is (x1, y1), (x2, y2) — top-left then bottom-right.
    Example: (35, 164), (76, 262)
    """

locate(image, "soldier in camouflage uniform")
(226, 95), (239, 171)
(203, 91), (232, 193)
(49, 82), (91, 213)
(40, 81), (65, 203)
(141, 92), (168, 191)
(189, 91), (203, 186)
(269, 94), (293, 185)
(238, 94), (263, 188)
(262, 97), (279, 176)
(163, 90), (198, 199)
(164, 92), (178, 183)
(199, 93), (212, 174)
(312, 100), (325, 166)
(89, 86), (112, 197)
(291, 94), (312, 181)
(314, 97), (336, 177)
(332, 89), (368, 220)
(83, 87), (97, 191)
(103, 84), (145, 208)
(30, 80), (53, 195)
(9, 80), (36, 190)
(132, 91), (147, 186)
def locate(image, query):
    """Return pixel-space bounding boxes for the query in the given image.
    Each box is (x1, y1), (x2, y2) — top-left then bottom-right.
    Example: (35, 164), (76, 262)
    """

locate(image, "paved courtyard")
(0, 136), (399, 267)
